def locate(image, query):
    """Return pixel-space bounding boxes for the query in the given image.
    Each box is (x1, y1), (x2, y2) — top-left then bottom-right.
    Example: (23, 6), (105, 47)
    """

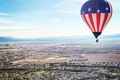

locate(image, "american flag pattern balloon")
(81, 0), (112, 41)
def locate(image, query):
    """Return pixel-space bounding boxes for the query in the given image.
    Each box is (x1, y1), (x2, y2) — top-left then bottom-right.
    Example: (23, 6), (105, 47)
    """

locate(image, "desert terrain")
(0, 42), (120, 80)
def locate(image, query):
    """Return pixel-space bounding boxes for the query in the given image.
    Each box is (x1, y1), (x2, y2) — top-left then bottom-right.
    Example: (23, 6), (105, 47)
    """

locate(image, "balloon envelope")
(81, 0), (112, 40)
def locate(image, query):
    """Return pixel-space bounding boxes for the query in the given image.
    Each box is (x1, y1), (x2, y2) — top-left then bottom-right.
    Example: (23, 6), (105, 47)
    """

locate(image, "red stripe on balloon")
(100, 13), (108, 32)
(96, 13), (100, 32)
(82, 14), (94, 32)
(88, 14), (96, 32)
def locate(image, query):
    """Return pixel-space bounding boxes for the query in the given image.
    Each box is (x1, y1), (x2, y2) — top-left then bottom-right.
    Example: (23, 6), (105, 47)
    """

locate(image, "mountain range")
(0, 34), (119, 43)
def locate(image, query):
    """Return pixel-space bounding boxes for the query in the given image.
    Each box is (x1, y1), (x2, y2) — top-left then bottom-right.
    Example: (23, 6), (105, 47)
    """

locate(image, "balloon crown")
(81, 0), (112, 14)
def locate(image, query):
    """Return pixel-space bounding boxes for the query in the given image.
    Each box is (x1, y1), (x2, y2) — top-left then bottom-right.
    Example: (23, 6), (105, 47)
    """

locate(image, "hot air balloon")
(81, 0), (112, 42)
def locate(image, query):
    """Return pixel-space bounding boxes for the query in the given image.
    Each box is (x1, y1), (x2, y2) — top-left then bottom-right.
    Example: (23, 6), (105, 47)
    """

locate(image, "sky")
(0, 0), (119, 38)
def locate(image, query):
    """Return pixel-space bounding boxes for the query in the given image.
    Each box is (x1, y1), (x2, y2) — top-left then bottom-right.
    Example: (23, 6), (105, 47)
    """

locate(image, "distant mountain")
(0, 34), (120, 43)
(0, 37), (16, 42)
(102, 34), (120, 41)
(106, 34), (120, 38)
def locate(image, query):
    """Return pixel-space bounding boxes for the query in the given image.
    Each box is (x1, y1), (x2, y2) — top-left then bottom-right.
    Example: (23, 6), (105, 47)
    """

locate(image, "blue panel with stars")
(81, 0), (111, 14)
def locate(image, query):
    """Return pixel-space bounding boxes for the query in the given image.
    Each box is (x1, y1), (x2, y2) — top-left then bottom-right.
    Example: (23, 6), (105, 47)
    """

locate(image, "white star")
(88, 8), (91, 12)
(106, 7), (109, 10)
(97, 9), (100, 13)
(104, 0), (107, 2)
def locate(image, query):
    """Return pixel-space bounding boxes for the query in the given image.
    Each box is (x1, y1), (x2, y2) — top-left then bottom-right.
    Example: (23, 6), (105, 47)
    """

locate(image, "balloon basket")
(96, 39), (99, 43)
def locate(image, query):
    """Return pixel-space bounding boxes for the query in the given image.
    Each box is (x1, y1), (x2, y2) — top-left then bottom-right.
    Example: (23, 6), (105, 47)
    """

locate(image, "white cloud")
(0, 12), (15, 26)
(0, 12), (9, 16)
(55, 0), (87, 16)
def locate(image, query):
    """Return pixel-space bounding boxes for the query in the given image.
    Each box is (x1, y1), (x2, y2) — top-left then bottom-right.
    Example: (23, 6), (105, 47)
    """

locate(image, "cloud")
(0, 18), (16, 28)
(0, 12), (15, 26)
(0, 12), (9, 16)
(55, 0), (87, 16)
